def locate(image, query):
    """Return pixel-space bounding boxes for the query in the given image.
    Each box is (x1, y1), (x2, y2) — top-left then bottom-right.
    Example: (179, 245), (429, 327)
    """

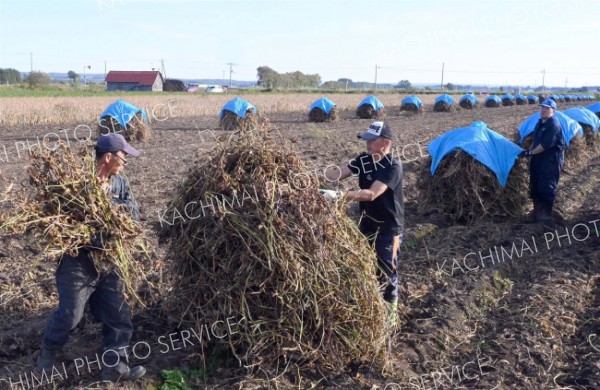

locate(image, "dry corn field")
(0, 93), (446, 126)
(0, 94), (599, 389)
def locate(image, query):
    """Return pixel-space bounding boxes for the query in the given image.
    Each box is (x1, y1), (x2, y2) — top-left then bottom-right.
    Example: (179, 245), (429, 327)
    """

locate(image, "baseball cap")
(357, 121), (394, 141)
(95, 133), (140, 156)
(539, 98), (557, 110)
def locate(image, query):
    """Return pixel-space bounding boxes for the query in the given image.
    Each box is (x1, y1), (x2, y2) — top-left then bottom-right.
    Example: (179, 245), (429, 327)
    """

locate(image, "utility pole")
(104, 61), (107, 86)
(227, 63), (237, 88)
(564, 76), (567, 92)
(83, 65), (91, 86)
(374, 64), (378, 90)
(541, 69), (546, 95)
(160, 59), (166, 79)
(440, 62), (445, 90)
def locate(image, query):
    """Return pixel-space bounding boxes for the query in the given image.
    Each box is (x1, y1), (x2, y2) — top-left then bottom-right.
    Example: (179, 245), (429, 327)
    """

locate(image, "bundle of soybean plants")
(160, 118), (391, 378)
(417, 150), (528, 224)
(0, 142), (150, 302)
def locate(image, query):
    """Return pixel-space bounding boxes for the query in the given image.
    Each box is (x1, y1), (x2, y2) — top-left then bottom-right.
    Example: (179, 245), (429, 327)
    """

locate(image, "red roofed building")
(105, 71), (164, 92)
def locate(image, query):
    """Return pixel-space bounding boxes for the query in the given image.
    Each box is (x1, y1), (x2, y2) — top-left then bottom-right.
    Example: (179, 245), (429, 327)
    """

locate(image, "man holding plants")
(36, 133), (146, 383)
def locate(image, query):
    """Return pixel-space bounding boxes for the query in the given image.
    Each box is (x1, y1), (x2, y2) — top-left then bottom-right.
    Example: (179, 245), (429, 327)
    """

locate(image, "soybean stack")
(160, 120), (390, 374)
(418, 122), (528, 224)
(0, 143), (148, 301)
(98, 113), (150, 141)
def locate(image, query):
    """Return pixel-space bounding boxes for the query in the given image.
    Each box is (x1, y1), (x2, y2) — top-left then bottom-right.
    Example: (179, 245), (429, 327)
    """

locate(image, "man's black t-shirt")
(347, 152), (404, 236)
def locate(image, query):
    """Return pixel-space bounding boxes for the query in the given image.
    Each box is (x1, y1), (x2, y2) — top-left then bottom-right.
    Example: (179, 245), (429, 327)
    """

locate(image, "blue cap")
(96, 133), (140, 156)
(539, 98), (557, 110)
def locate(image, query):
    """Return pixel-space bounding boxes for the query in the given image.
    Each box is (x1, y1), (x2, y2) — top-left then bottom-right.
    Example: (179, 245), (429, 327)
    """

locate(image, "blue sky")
(1, 0), (599, 87)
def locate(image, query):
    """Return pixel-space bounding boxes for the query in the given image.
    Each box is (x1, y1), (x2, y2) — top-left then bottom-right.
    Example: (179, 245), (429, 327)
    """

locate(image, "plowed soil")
(1, 99), (599, 389)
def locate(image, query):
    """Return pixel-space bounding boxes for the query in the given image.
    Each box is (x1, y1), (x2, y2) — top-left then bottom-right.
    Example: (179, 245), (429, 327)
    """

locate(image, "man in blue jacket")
(520, 99), (565, 223)
(37, 134), (146, 383)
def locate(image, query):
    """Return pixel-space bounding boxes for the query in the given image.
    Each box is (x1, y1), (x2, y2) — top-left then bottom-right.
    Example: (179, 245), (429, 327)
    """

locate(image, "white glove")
(318, 189), (343, 201)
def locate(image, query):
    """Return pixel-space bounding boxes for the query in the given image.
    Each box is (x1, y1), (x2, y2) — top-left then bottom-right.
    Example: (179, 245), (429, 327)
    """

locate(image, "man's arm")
(324, 165), (353, 182)
(344, 180), (388, 202)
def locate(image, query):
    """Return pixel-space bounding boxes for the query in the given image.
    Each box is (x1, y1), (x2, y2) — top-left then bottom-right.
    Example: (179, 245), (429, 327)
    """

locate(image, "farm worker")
(37, 133), (146, 383)
(319, 121), (404, 323)
(519, 98), (565, 223)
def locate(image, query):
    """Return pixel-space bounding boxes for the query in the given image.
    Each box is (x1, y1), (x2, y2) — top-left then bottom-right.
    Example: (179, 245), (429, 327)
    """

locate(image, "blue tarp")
(309, 97), (336, 114)
(502, 93), (515, 101)
(587, 101), (600, 114)
(220, 97), (256, 119)
(100, 99), (148, 127)
(486, 95), (502, 104)
(460, 94), (478, 105)
(517, 111), (583, 146)
(402, 95), (422, 109)
(427, 121), (522, 187)
(515, 93), (526, 101)
(563, 107), (600, 133)
(527, 95), (539, 103)
(358, 95), (384, 111)
(435, 94), (455, 105)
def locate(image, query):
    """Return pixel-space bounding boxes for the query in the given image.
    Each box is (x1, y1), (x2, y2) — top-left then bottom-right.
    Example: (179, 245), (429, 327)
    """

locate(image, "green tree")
(397, 80), (411, 89)
(321, 80), (341, 90)
(67, 70), (79, 84)
(445, 82), (455, 91)
(257, 66), (279, 89)
(0, 68), (22, 84)
(25, 71), (52, 86)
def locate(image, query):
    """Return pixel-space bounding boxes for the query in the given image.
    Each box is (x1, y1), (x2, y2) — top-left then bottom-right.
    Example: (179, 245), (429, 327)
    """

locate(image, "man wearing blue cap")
(519, 98), (565, 223)
(319, 121), (404, 324)
(37, 134), (146, 382)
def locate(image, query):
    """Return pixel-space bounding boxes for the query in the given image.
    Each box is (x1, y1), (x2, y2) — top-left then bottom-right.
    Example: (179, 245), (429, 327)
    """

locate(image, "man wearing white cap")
(37, 133), (146, 383)
(319, 121), (404, 321)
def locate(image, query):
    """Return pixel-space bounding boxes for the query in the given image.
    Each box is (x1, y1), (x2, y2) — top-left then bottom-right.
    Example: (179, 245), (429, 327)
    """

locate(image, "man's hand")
(518, 149), (533, 158)
(318, 189), (343, 201)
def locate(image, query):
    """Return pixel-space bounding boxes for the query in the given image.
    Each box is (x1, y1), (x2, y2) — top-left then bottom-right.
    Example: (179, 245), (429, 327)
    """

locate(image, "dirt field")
(1, 97), (599, 389)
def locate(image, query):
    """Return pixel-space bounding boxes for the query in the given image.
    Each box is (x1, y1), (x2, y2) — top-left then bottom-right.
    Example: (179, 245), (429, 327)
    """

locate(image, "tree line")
(256, 66), (321, 89)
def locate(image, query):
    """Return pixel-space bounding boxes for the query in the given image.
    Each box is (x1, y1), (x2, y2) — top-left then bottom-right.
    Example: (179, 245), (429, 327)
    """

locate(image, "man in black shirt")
(519, 98), (565, 223)
(320, 121), (404, 314)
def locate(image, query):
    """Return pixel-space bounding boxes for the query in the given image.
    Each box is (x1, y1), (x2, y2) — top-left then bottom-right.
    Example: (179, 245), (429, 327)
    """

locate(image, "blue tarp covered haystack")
(515, 93), (527, 105)
(401, 95), (423, 111)
(517, 111), (583, 146)
(98, 99), (150, 141)
(418, 121), (527, 223)
(502, 93), (515, 106)
(485, 95), (502, 108)
(433, 94), (455, 112)
(527, 95), (539, 104)
(459, 94), (479, 109)
(563, 107), (600, 134)
(309, 97), (338, 122)
(100, 99), (148, 127)
(587, 101), (600, 116)
(219, 97), (258, 131)
(357, 95), (384, 119)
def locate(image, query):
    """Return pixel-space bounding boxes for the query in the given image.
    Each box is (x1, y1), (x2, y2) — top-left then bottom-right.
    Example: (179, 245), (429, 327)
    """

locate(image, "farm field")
(0, 94), (599, 389)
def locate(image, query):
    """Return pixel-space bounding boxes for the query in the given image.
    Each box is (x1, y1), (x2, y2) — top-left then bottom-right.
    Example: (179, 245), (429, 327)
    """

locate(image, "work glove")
(518, 149), (532, 158)
(318, 189), (343, 201)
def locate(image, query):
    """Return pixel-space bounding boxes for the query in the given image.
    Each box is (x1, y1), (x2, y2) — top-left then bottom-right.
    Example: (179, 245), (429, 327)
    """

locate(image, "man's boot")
(101, 361), (146, 383)
(538, 201), (553, 224)
(36, 347), (59, 371)
(526, 202), (541, 223)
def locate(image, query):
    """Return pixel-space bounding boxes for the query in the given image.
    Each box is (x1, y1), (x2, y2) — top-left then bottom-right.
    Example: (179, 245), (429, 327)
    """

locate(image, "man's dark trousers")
(41, 249), (133, 364)
(361, 228), (400, 303)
